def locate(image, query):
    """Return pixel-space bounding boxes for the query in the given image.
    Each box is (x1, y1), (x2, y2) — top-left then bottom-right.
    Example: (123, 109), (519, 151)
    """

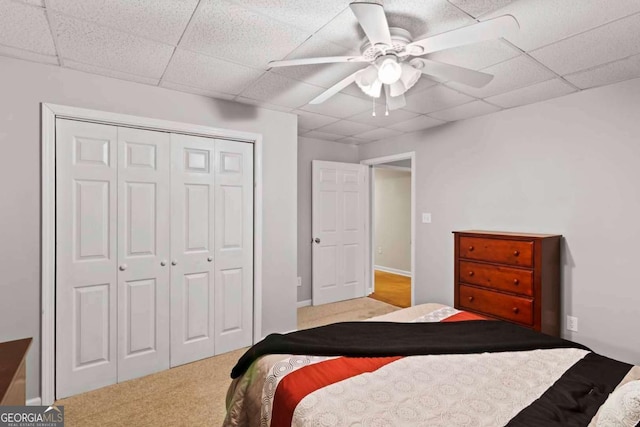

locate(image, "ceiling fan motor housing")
(360, 27), (413, 61)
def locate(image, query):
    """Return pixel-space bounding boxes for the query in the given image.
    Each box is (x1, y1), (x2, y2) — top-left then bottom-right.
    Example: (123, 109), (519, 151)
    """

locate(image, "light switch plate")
(422, 213), (432, 223)
(297, 277), (302, 287)
(567, 315), (578, 332)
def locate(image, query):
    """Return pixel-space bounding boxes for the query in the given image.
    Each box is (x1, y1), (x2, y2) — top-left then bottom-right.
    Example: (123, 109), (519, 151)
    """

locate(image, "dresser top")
(453, 230), (562, 239)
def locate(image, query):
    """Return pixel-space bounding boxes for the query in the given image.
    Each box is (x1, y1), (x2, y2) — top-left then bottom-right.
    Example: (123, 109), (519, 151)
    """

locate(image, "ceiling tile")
(404, 84), (474, 114)
(21, 0), (44, 6)
(426, 39), (521, 71)
(482, 0), (640, 52)
(304, 130), (345, 141)
(271, 36), (364, 88)
(294, 110), (340, 130)
(315, 120), (376, 136)
(529, 13), (640, 76)
(429, 100), (501, 121)
(237, 0), (346, 34)
(163, 49), (263, 95)
(64, 60), (160, 85)
(234, 96), (294, 112)
(384, 0), (475, 40)
(46, 0), (199, 45)
(387, 115), (446, 132)
(347, 108), (419, 127)
(354, 127), (404, 142)
(338, 136), (369, 145)
(0, 1), (56, 55)
(564, 54), (640, 89)
(299, 91), (373, 118)
(0, 44), (57, 65)
(51, 14), (174, 78)
(160, 81), (236, 100)
(180, 0), (309, 69)
(447, 0), (514, 18)
(485, 79), (577, 108)
(240, 72), (325, 109)
(446, 55), (555, 98)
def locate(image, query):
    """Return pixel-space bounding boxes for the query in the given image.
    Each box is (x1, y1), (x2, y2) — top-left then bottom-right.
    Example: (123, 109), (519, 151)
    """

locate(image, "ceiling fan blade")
(268, 56), (367, 68)
(384, 85), (406, 111)
(350, 2), (393, 47)
(309, 70), (363, 105)
(412, 58), (494, 88)
(406, 15), (519, 56)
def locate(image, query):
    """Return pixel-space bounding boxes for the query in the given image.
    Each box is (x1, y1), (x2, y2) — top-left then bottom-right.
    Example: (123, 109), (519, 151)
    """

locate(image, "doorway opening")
(361, 153), (415, 308)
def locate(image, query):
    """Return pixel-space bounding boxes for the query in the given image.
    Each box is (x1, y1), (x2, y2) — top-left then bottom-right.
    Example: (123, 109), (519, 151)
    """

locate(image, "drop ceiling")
(2, 0), (640, 145)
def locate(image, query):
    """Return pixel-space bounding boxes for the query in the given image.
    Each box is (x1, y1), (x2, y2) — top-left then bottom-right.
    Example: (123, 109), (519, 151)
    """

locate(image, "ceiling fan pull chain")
(385, 98), (389, 116)
(372, 97), (376, 117)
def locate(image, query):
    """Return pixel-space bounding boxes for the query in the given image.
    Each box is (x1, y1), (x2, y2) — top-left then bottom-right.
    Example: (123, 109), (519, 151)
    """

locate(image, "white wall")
(0, 56), (298, 400)
(374, 168), (411, 273)
(297, 137), (359, 302)
(359, 77), (640, 366)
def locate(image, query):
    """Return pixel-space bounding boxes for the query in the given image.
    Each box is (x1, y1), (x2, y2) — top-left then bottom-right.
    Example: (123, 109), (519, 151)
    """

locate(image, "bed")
(224, 303), (640, 427)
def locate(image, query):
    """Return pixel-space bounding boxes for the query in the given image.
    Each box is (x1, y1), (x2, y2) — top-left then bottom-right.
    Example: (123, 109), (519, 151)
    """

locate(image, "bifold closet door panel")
(170, 134), (216, 367)
(214, 140), (254, 353)
(116, 127), (171, 382)
(56, 119), (118, 399)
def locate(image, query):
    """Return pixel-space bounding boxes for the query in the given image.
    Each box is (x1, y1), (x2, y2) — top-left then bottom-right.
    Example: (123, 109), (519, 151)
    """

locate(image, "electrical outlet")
(567, 315), (578, 332)
(422, 213), (432, 223)
(377, 246), (383, 254)
(297, 277), (302, 287)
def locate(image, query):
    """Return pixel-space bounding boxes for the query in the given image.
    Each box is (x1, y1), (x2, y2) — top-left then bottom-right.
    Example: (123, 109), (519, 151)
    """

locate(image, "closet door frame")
(40, 103), (264, 405)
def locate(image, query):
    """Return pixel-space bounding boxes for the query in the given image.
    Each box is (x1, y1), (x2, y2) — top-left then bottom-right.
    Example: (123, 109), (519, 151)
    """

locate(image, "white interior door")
(214, 140), (254, 353)
(312, 161), (367, 306)
(170, 134), (216, 367)
(116, 127), (171, 382)
(56, 119), (118, 398)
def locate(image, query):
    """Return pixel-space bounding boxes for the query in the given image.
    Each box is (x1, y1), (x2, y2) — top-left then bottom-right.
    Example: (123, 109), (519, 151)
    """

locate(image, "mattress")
(224, 303), (640, 427)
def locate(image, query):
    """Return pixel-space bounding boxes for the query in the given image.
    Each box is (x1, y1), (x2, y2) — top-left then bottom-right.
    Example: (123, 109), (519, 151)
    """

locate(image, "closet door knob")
(314, 238), (321, 244)
(207, 256), (213, 262)
(119, 264), (127, 271)
(160, 260), (167, 266)
(171, 260), (178, 266)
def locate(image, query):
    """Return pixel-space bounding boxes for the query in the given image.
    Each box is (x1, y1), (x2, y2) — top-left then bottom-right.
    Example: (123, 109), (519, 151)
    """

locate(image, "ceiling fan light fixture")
(355, 68), (383, 98)
(377, 55), (402, 85)
(400, 62), (421, 92)
(389, 80), (406, 98)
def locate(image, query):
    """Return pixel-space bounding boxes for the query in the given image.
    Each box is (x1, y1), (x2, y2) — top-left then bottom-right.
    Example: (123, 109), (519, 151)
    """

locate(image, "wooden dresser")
(0, 338), (32, 405)
(453, 231), (561, 336)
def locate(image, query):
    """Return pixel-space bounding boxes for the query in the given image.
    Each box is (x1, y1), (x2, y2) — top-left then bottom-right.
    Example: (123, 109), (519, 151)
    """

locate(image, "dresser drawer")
(459, 237), (533, 267)
(459, 261), (533, 296)
(458, 285), (533, 326)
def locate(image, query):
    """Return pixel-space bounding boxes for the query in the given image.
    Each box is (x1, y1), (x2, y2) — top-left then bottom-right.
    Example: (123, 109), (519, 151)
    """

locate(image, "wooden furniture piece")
(453, 231), (561, 336)
(0, 338), (32, 405)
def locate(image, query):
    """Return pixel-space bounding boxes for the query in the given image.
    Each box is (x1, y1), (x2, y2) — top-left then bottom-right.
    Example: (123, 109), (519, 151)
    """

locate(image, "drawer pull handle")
(512, 307), (520, 314)
(468, 271), (474, 276)
(513, 279), (519, 285)
(468, 296), (474, 302)
(468, 246), (474, 251)
(513, 250), (520, 256)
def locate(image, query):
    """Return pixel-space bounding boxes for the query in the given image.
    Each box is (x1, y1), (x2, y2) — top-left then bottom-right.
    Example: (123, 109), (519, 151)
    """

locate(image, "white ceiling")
(2, 0), (640, 145)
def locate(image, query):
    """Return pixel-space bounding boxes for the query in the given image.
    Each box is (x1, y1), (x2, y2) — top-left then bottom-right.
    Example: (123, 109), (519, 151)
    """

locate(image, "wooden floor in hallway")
(369, 270), (411, 308)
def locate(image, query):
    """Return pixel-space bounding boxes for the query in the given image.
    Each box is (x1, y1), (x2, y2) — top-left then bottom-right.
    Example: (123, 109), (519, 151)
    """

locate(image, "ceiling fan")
(268, 1), (519, 112)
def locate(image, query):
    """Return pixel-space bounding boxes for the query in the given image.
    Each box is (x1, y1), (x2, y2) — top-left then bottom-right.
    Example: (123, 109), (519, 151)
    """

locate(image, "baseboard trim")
(374, 265), (412, 277)
(296, 299), (312, 308)
(27, 397), (42, 406)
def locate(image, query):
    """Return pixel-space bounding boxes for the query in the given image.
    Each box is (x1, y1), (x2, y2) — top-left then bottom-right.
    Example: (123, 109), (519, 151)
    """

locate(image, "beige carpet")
(56, 297), (399, 426)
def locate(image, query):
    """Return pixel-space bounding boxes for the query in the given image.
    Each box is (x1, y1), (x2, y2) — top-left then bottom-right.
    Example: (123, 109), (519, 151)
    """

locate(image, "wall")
(358, 77), (640, 366)
(374, 168), (411, 273)
(0, 56), (298, 400)
(297, 137), (359, 303)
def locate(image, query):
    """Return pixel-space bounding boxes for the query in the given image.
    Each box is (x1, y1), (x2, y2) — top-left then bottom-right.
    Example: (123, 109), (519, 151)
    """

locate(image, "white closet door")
(170, 134), (216, 367)
(56, 119), (118, 398)
(214, 140), (254, 353)
(116, 127), (171, 382)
